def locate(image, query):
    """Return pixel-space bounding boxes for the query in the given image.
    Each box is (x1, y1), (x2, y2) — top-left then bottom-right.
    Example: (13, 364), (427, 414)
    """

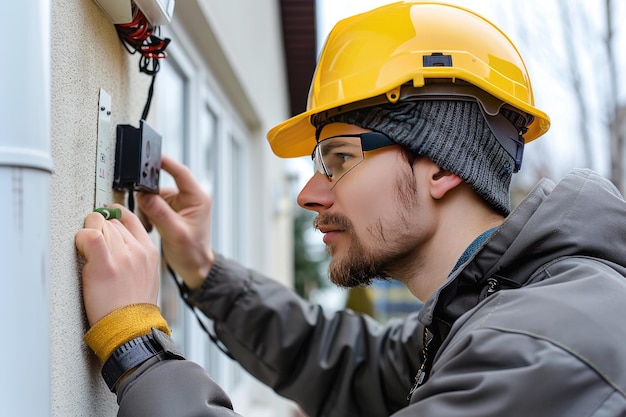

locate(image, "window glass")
(198, 103), (217, 195)
(155, 59), (187, 351)
(154, 61), (251, 392)
(230, 135), (242, 258)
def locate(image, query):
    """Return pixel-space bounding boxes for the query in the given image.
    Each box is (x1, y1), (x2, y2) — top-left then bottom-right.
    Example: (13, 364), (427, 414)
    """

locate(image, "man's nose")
(297, 172), (333, 212)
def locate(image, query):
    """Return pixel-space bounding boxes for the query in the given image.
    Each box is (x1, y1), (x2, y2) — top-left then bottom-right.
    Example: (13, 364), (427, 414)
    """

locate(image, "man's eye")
(329, 151), (354, 165)
(338, 153), (352, 162)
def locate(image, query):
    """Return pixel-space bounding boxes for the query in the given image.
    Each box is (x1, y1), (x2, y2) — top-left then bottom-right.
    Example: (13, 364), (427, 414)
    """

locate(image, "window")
(154, 45), (250, 393)
(155, 57), (188, 352)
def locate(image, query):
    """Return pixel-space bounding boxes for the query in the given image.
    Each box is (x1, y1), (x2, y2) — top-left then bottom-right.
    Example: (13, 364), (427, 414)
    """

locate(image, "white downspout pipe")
(0, 1), (53, 415)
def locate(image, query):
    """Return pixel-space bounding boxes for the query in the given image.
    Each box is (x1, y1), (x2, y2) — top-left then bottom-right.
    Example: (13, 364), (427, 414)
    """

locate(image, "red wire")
(116, 8), (169, 60)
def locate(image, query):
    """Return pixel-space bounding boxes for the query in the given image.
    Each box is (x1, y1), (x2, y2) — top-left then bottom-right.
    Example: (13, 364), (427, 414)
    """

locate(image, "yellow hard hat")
(267, 1), (550, 158)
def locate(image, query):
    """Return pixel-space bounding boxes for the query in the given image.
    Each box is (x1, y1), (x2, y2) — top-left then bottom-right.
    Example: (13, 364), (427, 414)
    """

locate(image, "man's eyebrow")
(320, 139), (360, 156)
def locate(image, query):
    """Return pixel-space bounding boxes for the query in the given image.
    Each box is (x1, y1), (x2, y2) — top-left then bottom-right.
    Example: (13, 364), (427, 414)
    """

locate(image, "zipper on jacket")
(478, 276), (500, 302)
(407, 327), (431, 401)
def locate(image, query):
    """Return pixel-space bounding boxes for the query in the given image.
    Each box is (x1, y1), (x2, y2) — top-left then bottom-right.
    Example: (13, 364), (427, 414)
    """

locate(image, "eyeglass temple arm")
(360, 132), (396, 151)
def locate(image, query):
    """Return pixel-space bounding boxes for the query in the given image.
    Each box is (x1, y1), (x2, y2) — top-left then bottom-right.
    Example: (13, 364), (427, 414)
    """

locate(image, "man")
(76, 2), (626, 416)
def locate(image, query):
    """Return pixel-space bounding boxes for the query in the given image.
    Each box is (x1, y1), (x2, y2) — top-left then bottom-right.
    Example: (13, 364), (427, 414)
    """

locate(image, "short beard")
(314, 213), (393, 289)
(314, 159), (419, 289)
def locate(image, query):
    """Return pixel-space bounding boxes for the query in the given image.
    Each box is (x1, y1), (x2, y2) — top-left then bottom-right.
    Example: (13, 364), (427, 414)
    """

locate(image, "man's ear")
(430, 169), (463, 200)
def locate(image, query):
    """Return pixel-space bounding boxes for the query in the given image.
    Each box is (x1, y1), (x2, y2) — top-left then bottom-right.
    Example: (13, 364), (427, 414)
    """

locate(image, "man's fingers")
(83, 211), (107, 230)
(137, 207), (154, 233)
(135, 192), (181, 237)
(160, 155), (204, 195)
(108, 203), (155, 248)
(157, 186), (179, 201)
(75, 228), (109, 259)
(84, 205), (150, 252)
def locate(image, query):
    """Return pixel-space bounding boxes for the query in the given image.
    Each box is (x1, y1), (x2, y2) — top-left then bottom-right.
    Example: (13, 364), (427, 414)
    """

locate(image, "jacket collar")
(417, 177), (555, 333)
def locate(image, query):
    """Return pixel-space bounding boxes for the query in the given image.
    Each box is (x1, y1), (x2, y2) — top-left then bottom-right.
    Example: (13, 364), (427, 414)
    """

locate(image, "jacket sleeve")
(109, 324), (243, 416)
(186, 254), (424, 417)
(116, 357), (242, 417)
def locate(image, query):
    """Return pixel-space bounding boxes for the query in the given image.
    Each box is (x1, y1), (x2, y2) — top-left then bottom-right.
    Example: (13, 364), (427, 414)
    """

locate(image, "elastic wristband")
(84, 303), (170, 362)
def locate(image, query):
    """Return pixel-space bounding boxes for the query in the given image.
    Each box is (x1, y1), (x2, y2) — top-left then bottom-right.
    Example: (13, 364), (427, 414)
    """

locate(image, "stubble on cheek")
(328, 167), (421, 288)
(318, 162), (420, 288)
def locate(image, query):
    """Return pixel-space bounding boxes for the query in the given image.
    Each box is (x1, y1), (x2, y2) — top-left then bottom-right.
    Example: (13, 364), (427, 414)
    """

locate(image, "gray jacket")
(117, 169), (626, 416)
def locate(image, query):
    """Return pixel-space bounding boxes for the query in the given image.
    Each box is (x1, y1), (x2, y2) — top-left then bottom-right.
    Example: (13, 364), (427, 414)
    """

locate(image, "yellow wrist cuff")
(83, 303), (171, 362)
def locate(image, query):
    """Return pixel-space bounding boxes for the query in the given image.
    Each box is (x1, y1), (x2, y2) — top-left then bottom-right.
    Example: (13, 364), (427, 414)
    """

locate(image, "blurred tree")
(345, 286), (376, 318)
(508, 0), (626, 192)
(601, 0), (626, 191)
(293, 207), (328, 299)
(558, 0), (624, 190)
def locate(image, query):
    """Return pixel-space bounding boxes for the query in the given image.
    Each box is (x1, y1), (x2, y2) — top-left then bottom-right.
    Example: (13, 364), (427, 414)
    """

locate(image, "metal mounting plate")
(95, 88), (112, 208)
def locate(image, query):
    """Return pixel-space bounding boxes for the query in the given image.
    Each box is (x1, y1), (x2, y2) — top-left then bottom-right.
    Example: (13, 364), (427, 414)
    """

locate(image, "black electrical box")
(113, 119), (161, 193)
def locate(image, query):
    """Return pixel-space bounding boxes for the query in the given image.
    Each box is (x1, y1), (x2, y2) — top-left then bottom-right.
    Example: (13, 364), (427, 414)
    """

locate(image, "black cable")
(141, 74), (157, 121)
(164, 257), (234, 359)
(127, 188), (135, 212)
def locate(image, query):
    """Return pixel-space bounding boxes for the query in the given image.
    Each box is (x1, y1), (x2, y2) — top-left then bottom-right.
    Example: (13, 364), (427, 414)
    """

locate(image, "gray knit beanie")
(312, 100), (516, 216)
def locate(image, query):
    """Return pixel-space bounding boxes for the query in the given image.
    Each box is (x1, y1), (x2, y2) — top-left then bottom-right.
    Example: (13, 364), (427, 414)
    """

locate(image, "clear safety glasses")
(311, 132), (396, 186)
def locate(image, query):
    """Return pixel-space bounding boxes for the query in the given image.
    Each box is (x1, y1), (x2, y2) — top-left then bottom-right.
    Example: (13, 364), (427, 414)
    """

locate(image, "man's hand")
(136, 155), (215, 290)
(76, 204), (160, 327)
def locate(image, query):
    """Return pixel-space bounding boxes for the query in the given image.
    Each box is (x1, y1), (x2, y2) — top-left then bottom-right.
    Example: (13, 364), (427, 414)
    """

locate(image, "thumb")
(136, 193), (180, 237)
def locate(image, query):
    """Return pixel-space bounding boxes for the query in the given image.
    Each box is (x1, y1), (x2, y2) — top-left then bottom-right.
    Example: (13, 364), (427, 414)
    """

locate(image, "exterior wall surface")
(47, 0), (294, 415)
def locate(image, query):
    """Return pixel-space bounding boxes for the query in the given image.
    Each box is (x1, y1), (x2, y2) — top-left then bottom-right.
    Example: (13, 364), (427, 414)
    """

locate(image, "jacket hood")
(421, 168), (626, 330)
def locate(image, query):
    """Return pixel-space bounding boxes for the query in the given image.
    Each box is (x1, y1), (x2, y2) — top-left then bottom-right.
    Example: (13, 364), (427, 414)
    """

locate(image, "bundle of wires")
(113, 7), (171, 211)
(115, 6), (171, 120)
